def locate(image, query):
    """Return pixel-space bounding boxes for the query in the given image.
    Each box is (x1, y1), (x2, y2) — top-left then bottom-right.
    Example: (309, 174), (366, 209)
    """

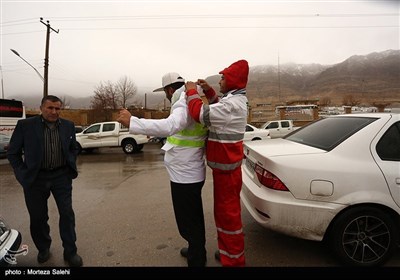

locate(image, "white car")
(241, 113), (400, 266)
(244, 124), (270, 141)
(76, 121), (148, 154)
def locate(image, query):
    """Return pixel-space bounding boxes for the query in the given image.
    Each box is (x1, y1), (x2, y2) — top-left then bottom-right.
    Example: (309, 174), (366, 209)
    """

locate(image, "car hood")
(244, 138), (325, 157)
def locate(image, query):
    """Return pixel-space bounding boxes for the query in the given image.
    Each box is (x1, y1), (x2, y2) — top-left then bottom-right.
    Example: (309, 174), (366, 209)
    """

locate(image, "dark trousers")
(171, 180), (206, 267)
(23, 167), (77, 258)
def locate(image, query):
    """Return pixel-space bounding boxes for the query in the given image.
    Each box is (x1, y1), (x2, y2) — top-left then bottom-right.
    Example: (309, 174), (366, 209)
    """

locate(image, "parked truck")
(75, 121), (149, 154)
(260, 120), (299, 138)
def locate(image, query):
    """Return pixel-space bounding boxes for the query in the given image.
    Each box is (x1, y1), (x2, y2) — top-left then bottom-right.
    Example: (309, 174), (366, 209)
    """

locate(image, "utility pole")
(40, 18), (59, 97)
(0, 66), (4, 99)
(277, 52), (281, 103)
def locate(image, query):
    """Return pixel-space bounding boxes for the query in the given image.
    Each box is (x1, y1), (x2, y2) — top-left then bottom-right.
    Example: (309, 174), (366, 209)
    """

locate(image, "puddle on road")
(0, 144), (166, 192)
(75, 145), (165, 190)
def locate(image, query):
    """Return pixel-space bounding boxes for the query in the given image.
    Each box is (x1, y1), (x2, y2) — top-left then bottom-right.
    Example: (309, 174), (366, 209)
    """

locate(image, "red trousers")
(212, 166), (245, 266)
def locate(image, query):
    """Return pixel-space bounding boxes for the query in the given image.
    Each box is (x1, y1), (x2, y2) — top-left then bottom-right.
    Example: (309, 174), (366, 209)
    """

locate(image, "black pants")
(23, 167), (77, 258)
(171, 180), (206, 267)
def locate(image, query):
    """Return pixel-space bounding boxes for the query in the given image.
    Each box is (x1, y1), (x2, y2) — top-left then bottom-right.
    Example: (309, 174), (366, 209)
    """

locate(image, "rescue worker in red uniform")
(185, 60), (249, 266)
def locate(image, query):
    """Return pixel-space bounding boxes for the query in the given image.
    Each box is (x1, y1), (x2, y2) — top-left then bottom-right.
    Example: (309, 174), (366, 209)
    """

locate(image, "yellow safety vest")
(167, 123), (208, 147)
(166, 90), (208, 147)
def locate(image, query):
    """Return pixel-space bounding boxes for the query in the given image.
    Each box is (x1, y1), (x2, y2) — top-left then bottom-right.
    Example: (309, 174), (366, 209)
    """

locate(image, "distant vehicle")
(244, 124), (270, 141)
(241, 113), (400, 266)
(260, 120), (298, 138)
(0, 98), (26, 136)
(0, 133), (11, 159)
(275, 104), (317, 118)
(75, 121), (149, 154)
(149, 136), (167, 146)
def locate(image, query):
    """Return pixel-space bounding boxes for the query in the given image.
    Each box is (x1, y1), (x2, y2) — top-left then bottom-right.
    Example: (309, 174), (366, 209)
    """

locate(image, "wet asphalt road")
(0, 143), (399, 270)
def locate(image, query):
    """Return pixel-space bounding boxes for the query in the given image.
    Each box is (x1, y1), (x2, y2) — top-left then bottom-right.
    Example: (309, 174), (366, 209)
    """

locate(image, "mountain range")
(7, 49), (400, 109)
(207, 49), (400, 106)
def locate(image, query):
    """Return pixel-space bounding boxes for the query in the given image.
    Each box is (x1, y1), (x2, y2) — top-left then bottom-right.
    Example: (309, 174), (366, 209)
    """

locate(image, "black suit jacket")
(7, 115), (78, 188)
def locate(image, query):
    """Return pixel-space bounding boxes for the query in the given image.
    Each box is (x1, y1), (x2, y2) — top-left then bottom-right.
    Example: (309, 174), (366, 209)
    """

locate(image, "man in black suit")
(7, 95), (83, 267)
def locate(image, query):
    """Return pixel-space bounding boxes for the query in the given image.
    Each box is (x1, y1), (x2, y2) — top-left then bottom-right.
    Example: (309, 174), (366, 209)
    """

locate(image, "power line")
(1, 12), (397, 26)
(0, 18), (38, 25)
(2, 13), (397, 35)
(2, 31), (43, 36)
(2, 24), (398, 36)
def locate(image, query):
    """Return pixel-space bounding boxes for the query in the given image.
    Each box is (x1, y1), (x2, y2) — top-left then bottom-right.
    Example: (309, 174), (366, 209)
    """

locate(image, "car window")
(246, 125), (254, 132)
(103, 123), (115, 132)
(281, 121), (289, 128)
(84, 125), (100, 134)
(376, 122), (400, 161)
(286, 116), (377, 151)
(267, 122), (279, 129)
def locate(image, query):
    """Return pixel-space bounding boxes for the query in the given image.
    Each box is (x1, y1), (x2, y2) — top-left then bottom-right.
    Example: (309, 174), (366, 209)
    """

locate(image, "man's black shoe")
(64, 254), (83, 267)
(215, 250), (220, 261)
(180, 247), (188, 258)
(37, 249), (50, 263)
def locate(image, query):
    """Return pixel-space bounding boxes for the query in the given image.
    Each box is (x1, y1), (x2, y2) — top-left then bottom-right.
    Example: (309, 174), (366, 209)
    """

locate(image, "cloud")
(1, 0), (398, 98)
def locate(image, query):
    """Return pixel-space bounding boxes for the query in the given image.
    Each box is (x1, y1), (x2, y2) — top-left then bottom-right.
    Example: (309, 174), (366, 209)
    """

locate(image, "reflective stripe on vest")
(167, 123), (208, 148)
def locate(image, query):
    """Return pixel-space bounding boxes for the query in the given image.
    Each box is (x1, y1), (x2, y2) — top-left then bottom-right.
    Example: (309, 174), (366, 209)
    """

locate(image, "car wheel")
(329, 206), (398, 267)
(122, 139), (138, 154)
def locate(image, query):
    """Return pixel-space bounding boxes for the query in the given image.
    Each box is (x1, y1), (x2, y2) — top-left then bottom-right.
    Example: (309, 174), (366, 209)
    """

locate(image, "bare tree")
(91, 76), (140, 121)
(105, 81), (120, 110)
(91, 82), (109, 109)
(91, 81), (116, 121)
(342, 94), (361, 107)
(371, 101), (390, 112)
(319, 97), (331, 107)
(116, 76), (137, 108)
(92, 76), (138, 109)
(60, 96), (70, 109)
(91, 81), (120, 109)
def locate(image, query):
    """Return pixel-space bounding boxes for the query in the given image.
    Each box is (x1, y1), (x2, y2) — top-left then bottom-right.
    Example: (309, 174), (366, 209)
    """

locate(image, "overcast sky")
(1, 0), (399, 101)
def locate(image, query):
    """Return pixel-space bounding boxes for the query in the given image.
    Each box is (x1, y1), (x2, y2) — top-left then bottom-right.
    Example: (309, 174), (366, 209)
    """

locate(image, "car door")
(100, 123), (118, 147)
(373, 120), (400, 208)
(280, 121), (293, 137)
(264, 121), (280, 138)
(80, 124), (101, 148)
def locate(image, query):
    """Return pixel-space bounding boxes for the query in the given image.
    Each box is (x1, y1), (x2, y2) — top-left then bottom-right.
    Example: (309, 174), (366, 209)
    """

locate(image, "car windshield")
(285, 116), (378, 151)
